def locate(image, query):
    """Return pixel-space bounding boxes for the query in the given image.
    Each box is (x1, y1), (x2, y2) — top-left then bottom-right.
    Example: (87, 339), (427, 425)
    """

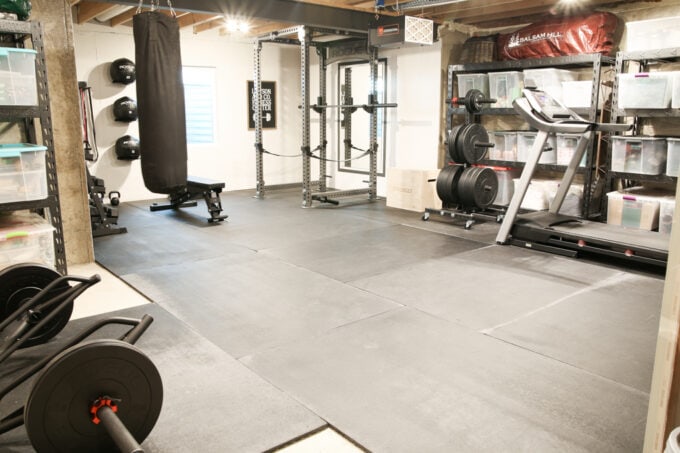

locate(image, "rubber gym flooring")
(3, 188), (665, 451)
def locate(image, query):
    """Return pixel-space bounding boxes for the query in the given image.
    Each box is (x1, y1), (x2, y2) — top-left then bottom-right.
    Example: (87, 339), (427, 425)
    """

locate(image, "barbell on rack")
(447, 89), (496, 113)
(303, 95), (398, 114)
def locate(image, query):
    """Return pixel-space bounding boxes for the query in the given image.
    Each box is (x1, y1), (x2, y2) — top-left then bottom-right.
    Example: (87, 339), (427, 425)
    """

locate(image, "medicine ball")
(113, 96), (138, 122)
(115, 135), (140, 160)
(110, 58), (136, 84)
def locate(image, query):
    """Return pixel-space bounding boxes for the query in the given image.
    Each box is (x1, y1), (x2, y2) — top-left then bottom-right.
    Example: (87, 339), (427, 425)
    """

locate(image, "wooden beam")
(193, 18), (224, 34)
(77, 1), (119, 24)
(110, 7), (139, 26)
(70, 0), (83, 5)
(177, 13), (224, 29)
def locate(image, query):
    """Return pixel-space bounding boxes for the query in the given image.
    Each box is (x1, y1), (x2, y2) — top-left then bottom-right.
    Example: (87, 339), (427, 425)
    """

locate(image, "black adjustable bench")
(150, 176), (228, 223)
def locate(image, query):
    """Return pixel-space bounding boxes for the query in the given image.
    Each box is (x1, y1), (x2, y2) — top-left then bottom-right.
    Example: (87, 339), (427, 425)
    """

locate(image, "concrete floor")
(1, 188), (666, 452)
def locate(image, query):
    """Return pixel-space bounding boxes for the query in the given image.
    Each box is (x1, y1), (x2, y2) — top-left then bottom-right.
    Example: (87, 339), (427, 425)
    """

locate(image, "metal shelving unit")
(0, 20), (66, 274)
(447, 53), (615, 217)
(607, 47), (680, 188)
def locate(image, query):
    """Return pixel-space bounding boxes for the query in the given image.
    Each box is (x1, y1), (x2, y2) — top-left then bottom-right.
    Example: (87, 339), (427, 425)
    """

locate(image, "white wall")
(73, 22), (442, 201)
(74, 23), (303, 201)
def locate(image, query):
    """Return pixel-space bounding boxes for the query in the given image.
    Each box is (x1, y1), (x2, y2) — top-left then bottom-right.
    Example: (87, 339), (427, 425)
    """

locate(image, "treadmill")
(495, 88), (670, 267)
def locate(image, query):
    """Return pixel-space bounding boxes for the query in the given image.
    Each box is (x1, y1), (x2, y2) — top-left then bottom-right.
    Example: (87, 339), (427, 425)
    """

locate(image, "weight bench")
(150, 176), (228, 223)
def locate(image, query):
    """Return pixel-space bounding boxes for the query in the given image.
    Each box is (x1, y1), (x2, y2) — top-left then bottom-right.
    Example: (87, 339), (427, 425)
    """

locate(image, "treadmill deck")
(512, 211), (669, 265)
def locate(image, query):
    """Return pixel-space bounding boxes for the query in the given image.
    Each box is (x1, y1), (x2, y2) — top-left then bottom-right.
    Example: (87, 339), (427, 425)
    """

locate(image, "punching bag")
(133, 11), (187, 194)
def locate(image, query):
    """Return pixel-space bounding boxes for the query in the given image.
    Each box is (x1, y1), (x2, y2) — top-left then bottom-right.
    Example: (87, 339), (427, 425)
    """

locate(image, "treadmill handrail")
(513, 89), (633, 134)
(513, 98), (592, 134)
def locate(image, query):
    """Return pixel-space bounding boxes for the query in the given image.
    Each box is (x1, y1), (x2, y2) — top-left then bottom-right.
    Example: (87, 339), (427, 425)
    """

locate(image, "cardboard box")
(606, 188), (663, 230)
(386, 168), (441, 212)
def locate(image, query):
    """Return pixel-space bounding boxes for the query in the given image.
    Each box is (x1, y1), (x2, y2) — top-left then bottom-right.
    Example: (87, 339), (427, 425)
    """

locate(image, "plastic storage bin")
(522, 68), (577, 103)
(617, 72), (672, 109)
(516, 131), (557, 164)
(0, 212), (55, 271)
(659, 196), (675, 235)
(488, 71), (523, 108)
(492, 167), (520, 206)
(611, 136), (666, 175)
(0, 143), (47, 203)
(666, 138), (680, 177)
(513, 178), (549, 211)
(626, 17), (680, 52)
(556, 133), (587, 167)
(0, 48), (37, 106)
(672, 72), (680, 109)
(545, 181), (584, 216)
(456, 73), (489, 97)
(491, 131), (517, 161)
(606, 187), (663, 231)
(561, 80), (593, 108)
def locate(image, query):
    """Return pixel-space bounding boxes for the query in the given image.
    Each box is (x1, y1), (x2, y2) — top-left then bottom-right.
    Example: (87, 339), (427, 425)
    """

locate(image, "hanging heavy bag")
(133, 5), (187, 194)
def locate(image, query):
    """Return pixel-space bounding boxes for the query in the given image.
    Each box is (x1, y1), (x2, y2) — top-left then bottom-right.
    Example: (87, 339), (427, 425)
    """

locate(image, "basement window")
(183, 66), (216, 145)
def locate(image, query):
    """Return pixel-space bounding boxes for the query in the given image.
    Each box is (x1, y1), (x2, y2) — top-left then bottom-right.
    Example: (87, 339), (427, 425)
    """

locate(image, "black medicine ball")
(115, 135), (140, 160)
(110, 58), (136, 84)
(113, 96), (138, 122)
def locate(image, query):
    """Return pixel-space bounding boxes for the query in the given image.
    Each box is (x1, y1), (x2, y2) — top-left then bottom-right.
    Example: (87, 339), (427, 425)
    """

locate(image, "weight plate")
(457, 166), (476, 209)
(458, 167), (499, 210)
(25, 339), (163, 453)
(464, 89), (484, 113)
(435, 165), (463, 205)
(0, 263), (71, 348)
(457, 123), (490, 164)
(473, 167), (499, 209)
(446, 126), (463, 163)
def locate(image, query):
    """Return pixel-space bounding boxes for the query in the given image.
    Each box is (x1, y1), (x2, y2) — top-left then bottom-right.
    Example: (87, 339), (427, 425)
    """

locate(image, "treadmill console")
(523, 88), (583, 123)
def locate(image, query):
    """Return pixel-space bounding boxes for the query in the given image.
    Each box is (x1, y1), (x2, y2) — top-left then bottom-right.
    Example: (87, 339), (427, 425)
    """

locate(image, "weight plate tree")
(0, 264), (71, 348)
(24, 339), (163, 453)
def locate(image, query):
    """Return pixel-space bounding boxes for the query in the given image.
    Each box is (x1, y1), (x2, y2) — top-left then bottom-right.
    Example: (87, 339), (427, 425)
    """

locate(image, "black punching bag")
(133, 11), (187, 194)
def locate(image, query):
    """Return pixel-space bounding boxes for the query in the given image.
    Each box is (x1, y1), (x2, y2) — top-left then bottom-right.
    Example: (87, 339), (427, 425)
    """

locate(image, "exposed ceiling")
(71, 0), (647, 37)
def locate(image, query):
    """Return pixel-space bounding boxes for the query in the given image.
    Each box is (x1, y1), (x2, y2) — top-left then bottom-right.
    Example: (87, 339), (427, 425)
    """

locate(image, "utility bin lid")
(0, 48), (37, 56)
(0, 143), (47, 158)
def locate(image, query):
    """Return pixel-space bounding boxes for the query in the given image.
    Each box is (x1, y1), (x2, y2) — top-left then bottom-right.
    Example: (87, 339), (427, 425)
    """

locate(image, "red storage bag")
(497, 12), (623, 61)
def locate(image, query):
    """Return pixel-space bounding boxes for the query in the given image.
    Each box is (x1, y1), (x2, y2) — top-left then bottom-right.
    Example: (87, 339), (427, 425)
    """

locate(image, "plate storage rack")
(447, 54), (615, 219)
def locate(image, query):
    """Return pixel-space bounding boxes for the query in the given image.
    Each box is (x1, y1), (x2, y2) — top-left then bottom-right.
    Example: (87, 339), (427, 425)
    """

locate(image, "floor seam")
(483, 333), (651, 397)
(480, 271), (631, 334)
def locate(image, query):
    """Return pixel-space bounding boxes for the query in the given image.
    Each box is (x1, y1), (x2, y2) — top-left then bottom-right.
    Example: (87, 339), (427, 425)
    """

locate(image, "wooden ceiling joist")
(77, 2), (120, 24)
(177, 14), (224, 29)
(75, 0), (649, 35)
(192, 18), (225, 34)
(109, 7), (138, 26)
